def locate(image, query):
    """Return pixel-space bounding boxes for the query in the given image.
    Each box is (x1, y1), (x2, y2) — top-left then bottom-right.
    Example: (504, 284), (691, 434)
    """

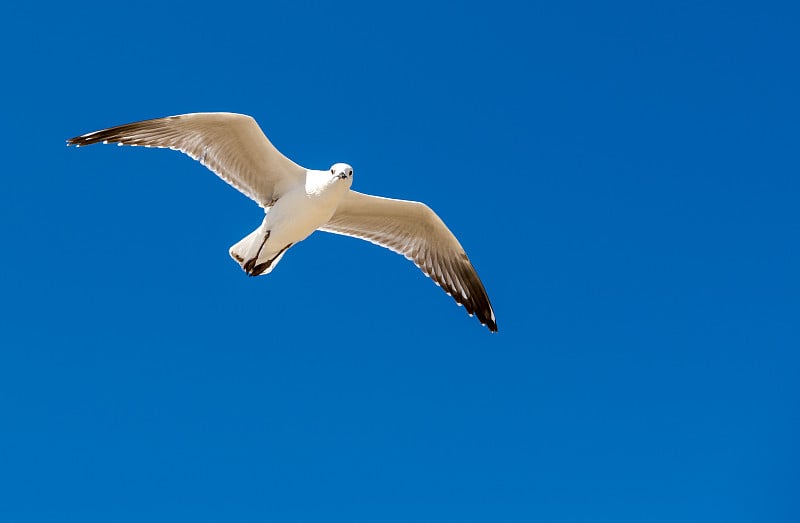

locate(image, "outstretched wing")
(321, 190), (497, 332)
(67, 112), (306, 207)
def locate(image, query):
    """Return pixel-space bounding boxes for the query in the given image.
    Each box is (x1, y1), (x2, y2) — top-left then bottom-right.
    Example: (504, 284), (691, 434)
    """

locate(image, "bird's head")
(330, 163), (354, 183)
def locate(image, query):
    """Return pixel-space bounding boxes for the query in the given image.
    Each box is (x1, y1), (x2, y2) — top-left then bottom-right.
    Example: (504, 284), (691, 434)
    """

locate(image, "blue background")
(1, 1), (798, 521)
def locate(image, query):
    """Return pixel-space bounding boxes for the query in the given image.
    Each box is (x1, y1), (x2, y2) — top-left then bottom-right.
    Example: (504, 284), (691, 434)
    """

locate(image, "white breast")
(264, 169), (351, 246)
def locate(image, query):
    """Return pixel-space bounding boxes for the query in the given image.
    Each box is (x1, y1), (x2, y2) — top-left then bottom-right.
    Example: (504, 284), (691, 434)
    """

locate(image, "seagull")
(67, 112), (497, 332)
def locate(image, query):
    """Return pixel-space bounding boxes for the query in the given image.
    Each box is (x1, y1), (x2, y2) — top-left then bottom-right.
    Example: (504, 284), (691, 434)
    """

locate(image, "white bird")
(67, 112), (497, 332)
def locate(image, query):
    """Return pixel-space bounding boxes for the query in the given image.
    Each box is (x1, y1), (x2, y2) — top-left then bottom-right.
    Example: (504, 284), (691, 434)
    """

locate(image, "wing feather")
(321, 190), (497, 332)
(67, 112), (305, 207)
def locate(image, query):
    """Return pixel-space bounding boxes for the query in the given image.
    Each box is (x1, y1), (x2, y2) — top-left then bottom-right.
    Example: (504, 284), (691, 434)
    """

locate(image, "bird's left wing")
(67, 112), (305, 207)
(320, 190), (497, 332)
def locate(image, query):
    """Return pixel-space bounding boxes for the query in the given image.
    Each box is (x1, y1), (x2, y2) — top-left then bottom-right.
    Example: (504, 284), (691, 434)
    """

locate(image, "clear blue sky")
(1, 1), (798, 521)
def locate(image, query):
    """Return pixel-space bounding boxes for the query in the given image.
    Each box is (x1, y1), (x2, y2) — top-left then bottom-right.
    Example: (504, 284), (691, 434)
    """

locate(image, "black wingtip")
(66, 133), (97, 147)
(66, 130), (108, 147)
(483, 317), (498, 333)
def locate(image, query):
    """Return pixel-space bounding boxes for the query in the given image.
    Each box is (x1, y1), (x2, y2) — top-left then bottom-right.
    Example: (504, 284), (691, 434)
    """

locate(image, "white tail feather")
(229, 221), (291, 276)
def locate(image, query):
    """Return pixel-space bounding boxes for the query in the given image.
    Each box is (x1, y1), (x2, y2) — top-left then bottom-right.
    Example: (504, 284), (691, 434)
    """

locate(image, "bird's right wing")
(321, 190), (497, 332)
(67, 112), (306, 207)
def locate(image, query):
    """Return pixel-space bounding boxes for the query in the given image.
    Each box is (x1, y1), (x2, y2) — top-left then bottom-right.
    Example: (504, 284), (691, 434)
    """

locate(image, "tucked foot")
(242, 243), (293, 277)
(245, 259), (271, 276)
(242, 257), (263, 276)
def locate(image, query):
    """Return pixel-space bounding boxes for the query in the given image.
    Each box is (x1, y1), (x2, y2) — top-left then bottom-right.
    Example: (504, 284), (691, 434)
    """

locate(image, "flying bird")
(67, 113), (497, 332)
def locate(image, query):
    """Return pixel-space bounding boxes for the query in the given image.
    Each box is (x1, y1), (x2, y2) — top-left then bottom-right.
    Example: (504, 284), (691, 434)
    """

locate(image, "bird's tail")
(229, 223), (292, 277)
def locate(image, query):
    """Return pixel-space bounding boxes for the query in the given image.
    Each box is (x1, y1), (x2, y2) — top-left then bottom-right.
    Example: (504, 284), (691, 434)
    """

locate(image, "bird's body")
(230, 166), (352, 275)
(68, 113), (498, 332)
